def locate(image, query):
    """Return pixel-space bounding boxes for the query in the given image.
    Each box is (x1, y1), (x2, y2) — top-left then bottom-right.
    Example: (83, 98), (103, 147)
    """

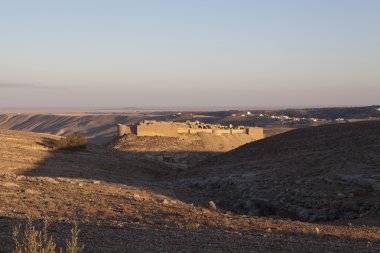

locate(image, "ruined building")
(118, 120), (264, 140)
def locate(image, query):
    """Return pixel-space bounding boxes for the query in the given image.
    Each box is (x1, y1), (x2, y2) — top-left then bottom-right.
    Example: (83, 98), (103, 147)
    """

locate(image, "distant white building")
(247, 111), (252, 115)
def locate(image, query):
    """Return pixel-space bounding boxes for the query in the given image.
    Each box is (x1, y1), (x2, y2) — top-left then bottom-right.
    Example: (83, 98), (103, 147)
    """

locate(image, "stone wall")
(117, 124), (132, 137)
(137, 122), (180, 137)
(189, 129), (213, 134)
(212, 129), (231, 136)
(231, 129), (245, 134)
(247, 127), (264, 140)
(117, 121), (264, 140)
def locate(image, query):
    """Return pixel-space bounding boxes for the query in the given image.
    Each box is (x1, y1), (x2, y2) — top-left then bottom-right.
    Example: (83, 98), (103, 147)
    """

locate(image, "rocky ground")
(1, 128), (380, 252)
(179, 121), (380, 223)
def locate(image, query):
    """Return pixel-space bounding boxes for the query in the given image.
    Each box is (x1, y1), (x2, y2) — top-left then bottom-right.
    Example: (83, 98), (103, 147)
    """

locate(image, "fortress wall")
(137, 123), (179, 137)
(117, 124), (131, 136)
(247, 127), (264, 140)
(189, 129), (213, 134)
(231, 129), (245, 134)
(212, 129), (231, 136)
(178, 128), (190, 134)
(130, 121), (264, 140)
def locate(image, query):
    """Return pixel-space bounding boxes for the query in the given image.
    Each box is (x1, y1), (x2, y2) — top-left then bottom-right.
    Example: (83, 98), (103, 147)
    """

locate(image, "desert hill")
(0, 113), (133, 144)
(113, 132), (255, 167)
(1, 129), (380, 251)
(0, 112), (287, 146)
(115, 132), (255, 153)
(1, 105), (378, 146)
(181, 121), (380, 222)
(201, 105), (380, 120)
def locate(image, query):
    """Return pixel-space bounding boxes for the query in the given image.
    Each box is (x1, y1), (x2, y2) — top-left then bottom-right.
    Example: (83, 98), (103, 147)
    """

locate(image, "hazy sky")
(0, 0), (379, 108)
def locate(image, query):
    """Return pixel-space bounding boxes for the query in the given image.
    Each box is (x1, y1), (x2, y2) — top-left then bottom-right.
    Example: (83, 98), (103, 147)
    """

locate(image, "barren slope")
(181, 121), (380, 223)
(0, 113), (132, 144)
(113, 133), (255, 167)
(1, 129), (380, 252)
(115, 133), (255, 153)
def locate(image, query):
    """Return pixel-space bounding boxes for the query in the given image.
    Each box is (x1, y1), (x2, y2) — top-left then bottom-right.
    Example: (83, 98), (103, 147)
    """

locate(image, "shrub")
(52, 134), (87, 150)
(12, 218), (84, 253)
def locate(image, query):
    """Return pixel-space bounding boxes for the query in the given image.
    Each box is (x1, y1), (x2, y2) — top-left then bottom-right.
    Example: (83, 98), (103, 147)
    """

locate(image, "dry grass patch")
(12, 218), (84, 253)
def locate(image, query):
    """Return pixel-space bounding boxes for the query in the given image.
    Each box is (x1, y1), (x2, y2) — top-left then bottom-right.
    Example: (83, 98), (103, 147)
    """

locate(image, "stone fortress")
(117, 120), (264, 140)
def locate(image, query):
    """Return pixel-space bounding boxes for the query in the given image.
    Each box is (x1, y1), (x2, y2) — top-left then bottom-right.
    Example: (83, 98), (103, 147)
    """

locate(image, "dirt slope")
(114, 132), (255, 153)
(1, 129), (380, 252)
(113, 133), (256, 167)
(0, 113), (132, 144)
(181, 121), (380, 222)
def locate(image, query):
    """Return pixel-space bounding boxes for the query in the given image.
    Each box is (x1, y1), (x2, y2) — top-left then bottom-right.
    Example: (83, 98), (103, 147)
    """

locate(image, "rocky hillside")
(181, 121), (380, 222)
(1, 129), (380, 252)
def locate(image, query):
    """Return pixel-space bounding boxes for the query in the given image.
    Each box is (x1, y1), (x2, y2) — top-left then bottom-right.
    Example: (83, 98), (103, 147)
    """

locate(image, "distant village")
(232, 112), (329, 123)
(171, 111), (330, 124)
(162, 106), (380, 126)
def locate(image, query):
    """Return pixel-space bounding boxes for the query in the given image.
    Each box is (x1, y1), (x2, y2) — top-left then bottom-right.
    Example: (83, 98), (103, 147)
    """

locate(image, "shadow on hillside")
(3, 133), (380, 251)
(20, 138), (220, 206)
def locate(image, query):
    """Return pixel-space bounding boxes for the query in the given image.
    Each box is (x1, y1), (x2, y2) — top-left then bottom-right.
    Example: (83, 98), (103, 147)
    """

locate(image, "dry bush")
(12, 218), (84, 253)
(65, 224), (84, 253)
(52, 134), (87, 150)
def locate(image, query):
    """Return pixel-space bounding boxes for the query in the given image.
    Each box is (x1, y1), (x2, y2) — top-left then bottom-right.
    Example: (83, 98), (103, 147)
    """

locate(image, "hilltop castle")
(117, 120), (264, 140)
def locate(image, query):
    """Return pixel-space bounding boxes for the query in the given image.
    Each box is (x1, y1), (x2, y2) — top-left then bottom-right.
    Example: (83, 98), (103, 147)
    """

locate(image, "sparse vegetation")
(52, 134), (87, 150)
(12, 218), (84, 253)
(65, 224), (84, 253)
(1, 124), (380, 251)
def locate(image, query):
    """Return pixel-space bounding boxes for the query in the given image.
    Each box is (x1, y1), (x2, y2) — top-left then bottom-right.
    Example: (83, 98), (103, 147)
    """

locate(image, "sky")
(0, 0), (379, 109)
